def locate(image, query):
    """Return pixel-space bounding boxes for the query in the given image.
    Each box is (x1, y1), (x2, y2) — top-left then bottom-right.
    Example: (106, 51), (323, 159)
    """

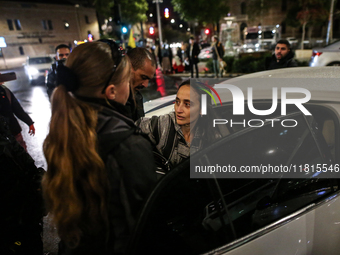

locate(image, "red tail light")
(312, 51), (322, 57)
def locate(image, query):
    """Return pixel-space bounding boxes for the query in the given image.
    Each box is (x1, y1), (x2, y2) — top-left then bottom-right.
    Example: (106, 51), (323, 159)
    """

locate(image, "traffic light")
(205, 29), (210, 35)
(149, 26), (155, 35)
(122, 26), (128, 34)
(164, 8), (169, 18)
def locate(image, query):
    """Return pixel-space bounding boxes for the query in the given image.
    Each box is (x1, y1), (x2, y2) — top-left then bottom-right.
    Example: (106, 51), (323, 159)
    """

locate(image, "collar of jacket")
(76, 95), (129, 116)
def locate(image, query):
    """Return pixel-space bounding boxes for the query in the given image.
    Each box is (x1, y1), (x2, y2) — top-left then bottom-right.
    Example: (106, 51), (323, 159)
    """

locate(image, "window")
(7, 19), (14, 30)
(281, 0), (287, 11)
(19, 46), (24, 55)
(42, 20), (47, 30)
(14, 19), (21, 30)
(241, 2), (247, 15)
(28, 57), (52, 65)
(281, 21), (286, 34)
(47, 20), (53, 30)
(85, 15), (90, 24)
(128, 159), (226, 254)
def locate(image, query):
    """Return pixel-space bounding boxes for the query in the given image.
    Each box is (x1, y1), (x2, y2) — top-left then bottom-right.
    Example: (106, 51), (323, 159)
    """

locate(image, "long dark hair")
(43, 42), (131, 248)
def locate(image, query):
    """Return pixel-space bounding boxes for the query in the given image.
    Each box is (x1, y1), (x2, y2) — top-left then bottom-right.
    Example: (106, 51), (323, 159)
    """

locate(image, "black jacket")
(186, 43), (200, 64)
(125, 91), (145, 122)
(45, 63), (57, 99)
(62, 97), (157, 254)
(0, 86), (34, 136)
(265, 51), (298, 70)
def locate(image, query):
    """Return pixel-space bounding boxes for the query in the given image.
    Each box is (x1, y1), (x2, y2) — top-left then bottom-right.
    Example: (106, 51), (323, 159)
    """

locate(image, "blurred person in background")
(45, 44), (71, 99)
(43, 41), (157, 254)
(265, 39), (297, 70)
(185, 37), (200, 78)
(212, 35), (224, 78)
(126, 47), (156, 121)
(0, 82), (35, 151)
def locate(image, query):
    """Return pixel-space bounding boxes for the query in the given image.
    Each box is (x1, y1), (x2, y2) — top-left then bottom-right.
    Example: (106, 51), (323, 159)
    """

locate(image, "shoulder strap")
(214, 44), (221, 59)
(1, 85), (11, 104)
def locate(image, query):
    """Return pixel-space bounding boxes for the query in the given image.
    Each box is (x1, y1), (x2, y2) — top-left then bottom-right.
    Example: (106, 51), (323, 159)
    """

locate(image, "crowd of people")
(0, 39), (215, 254)
(0, 36), (298, 254)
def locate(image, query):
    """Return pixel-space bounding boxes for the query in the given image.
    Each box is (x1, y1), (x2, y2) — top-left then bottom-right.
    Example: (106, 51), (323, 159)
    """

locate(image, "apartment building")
(0, 1), (99, 69)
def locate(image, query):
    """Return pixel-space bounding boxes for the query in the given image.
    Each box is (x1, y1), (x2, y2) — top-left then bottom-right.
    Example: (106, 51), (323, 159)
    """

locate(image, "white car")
(132, 67), (340, 254)
(198, 46), (213, 60)
(25, 56), (53, 84)
(309, 40), (340, 67)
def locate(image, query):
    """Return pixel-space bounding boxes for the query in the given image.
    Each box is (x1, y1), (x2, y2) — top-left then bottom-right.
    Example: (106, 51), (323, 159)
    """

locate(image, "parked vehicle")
(198, 46), (213, 60)
(309, 40), (340, 67)
(24, 56), (53, 84)
(133, 67), (340, 255)
(243, 25), (281, 50)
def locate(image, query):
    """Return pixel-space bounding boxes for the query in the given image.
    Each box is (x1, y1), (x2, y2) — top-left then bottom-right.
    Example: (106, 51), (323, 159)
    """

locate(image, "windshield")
(29, 57), (52, 65)
(246, 33), (258, 40)
(263, 31), (274, 39)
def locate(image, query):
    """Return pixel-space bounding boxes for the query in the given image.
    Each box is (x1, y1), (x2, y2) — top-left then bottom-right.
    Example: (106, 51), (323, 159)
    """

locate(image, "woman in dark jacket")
(42, 41), (157, 254)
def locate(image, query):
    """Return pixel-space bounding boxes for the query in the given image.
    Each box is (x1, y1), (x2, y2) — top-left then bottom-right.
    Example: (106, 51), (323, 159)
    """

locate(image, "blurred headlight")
(28, 67), (39, 75)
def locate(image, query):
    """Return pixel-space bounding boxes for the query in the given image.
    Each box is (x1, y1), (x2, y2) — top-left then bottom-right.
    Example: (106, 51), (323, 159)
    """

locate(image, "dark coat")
(186, 42), (200, 64)
(45, 63), (57, 99)
(0, 85), (34, 136)
(61, 97), (157, 255)
(265, 51), (298, 70)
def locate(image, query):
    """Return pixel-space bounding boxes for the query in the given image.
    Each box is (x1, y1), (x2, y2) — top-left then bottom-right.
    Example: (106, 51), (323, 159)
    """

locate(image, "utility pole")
(326, 0), (336, 45)
(153, 0), (163, 47)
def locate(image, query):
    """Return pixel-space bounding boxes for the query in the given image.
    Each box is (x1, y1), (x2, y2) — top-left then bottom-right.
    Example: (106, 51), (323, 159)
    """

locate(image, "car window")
(28, 57), (52, 65)
(130, 108), (338, 254)
(198, 111), (336, 245)
(213, 103), (337, 161)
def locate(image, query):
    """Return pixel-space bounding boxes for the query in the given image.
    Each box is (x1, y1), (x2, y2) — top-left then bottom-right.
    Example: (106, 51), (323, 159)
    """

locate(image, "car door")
(128, 105), (340, 254)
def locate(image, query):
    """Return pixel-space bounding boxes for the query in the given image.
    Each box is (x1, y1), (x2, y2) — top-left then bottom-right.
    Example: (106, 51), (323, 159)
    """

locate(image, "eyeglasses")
(98, 39), (125, 94)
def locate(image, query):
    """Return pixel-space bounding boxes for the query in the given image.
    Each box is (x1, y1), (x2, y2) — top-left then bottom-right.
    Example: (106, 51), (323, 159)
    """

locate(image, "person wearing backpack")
(212, 35), (224, 78)
(0, 82), (35, 151)
(42, 41), (157, 254)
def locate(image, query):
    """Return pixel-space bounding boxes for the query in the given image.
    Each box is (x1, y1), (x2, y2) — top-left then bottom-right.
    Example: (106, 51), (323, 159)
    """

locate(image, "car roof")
(216, 67), (340, 104)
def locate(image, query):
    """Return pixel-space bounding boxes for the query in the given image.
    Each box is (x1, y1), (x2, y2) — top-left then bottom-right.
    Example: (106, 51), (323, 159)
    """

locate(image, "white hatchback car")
(309, 40), (340, 67)
(25, 55), (53, 84)
(131, 67), (340, 255)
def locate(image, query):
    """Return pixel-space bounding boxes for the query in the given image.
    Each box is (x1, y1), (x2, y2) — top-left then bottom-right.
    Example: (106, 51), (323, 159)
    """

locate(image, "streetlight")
(149, 13), (153, 17)
(179, 24), (183, 28)
(152, 0), (163, 46)
(171, 19), (175, 24)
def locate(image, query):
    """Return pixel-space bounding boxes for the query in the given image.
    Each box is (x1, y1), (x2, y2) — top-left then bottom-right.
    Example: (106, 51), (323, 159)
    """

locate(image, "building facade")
(0, 1), (99, 69)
